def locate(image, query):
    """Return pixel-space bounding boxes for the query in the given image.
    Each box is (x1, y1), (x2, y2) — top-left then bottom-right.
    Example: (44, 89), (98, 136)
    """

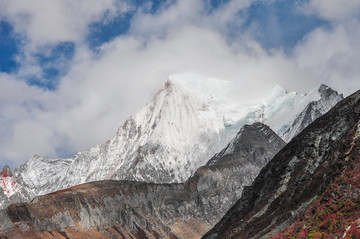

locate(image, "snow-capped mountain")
(0, 74), (343, 209)
(0, 123), (285, 238)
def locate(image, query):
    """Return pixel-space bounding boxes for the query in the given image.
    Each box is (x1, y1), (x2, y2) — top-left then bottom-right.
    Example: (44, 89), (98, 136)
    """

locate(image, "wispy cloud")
(0, 0), (122, 47)
(304, 0), (360, 21)
(293, 20), (360, 94)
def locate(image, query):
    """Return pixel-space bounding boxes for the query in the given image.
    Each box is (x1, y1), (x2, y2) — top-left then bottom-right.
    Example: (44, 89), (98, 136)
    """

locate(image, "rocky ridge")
(281, 84), (343, 141)
(0, 123), (285, 239)
(203, 89), (360, 238)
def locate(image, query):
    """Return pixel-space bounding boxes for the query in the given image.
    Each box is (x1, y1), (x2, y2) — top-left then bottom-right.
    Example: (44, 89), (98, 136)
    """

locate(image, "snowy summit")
(0, 74), (343, 209)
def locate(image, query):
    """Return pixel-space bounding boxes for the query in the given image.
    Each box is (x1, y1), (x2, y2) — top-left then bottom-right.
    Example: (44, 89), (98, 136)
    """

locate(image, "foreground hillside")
(204, 89), (360, 238)
(0, 123), (284, 239)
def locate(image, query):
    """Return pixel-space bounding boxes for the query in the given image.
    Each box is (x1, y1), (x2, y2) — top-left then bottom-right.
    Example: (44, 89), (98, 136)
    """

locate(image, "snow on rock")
(281, 84), (343, 142)
(0, 166), (32, 209)
(0, 74), (344, 209)
(58, 75), (228, 189)
(0, 166), (16, 196)
(16, 155), (73, 196)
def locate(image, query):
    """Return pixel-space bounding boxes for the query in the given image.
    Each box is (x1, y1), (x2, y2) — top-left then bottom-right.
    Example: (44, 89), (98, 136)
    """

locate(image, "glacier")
(0, 73), (343, 209)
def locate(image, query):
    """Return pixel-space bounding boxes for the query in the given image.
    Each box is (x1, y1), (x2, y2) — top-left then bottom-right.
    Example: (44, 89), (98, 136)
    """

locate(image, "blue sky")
(0, 0), (360, 168)
(0, 21), (19, 73)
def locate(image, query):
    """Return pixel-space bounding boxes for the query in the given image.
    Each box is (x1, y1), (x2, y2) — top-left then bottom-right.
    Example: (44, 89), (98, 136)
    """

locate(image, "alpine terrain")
(0, 123), (285, 238)
(203, 89), (360, 238)
(0, 74), (343, 209)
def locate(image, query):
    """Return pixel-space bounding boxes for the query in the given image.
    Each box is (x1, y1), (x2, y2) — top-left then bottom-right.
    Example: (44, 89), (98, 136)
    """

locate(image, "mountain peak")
(167, 73), (230, 99)
(280, 84), (344, 142)
(250, 122), (272, 131)
(269, 85), (287, 97)
(207, 122), (285, 166)
(318, 83), (329, 90)
(317, 83), (344, 100)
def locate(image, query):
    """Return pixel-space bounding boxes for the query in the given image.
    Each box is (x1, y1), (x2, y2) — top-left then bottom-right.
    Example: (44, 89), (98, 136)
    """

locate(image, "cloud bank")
(0, 0), (359, 168)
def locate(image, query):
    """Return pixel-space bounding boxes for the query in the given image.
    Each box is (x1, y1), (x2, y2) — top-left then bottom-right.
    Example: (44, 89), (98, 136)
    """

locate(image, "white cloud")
(0, 0), (125, 49)
(305, 0), (360, 21)
(129, 0), (252, 37)
(293, 21), (360, 96)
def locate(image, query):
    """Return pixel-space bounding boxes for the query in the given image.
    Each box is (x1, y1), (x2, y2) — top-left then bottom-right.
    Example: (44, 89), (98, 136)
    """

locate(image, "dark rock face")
(208, 123), (285, 167)
(0, 187), (10, 211)
(203, 89), (360, 239)
(0, 123), (284, 239)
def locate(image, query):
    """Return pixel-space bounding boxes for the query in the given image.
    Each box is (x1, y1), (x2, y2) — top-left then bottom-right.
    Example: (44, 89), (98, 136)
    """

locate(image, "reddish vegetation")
(1, 169), (12, 178)
(271, 130), (360, 239)
(0, 180), (16, 195)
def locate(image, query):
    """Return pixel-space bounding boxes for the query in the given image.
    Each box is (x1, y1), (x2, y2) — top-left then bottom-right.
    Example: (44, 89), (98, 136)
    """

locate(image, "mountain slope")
(0, 74), (343, 209)
(0, 123), (285, 239)
(203, 89), (360, 239)
(14, 156), (73, 198)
